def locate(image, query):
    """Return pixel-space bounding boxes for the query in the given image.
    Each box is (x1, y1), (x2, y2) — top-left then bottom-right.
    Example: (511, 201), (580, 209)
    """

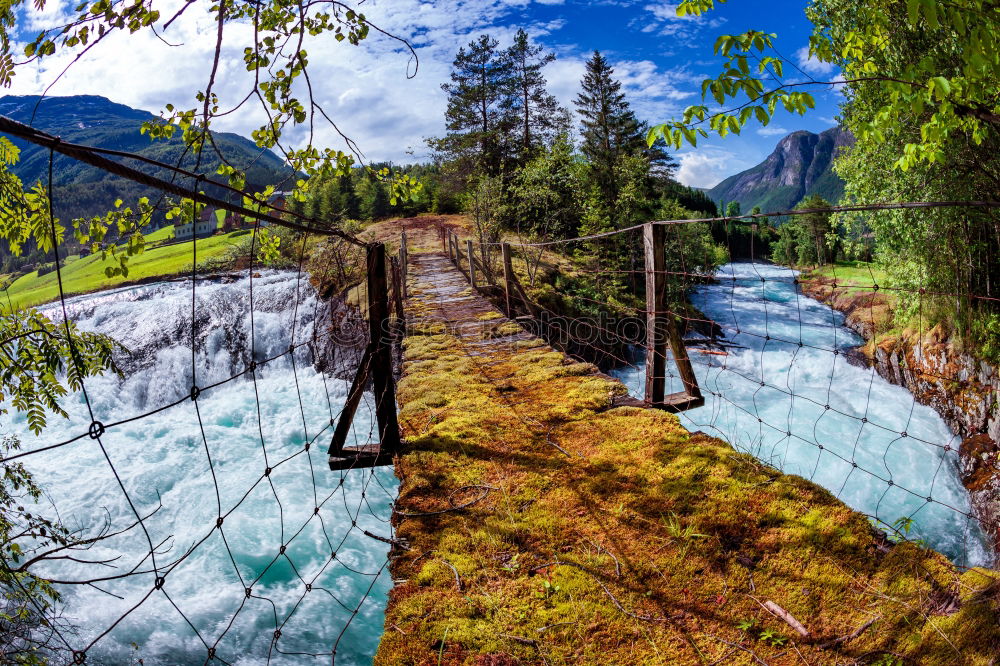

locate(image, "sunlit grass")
(3, 232), (241, 311)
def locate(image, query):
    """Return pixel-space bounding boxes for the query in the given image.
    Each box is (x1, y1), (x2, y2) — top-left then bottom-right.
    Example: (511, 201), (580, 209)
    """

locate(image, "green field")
(4, 232), (241, 311)
(144, 224), (176, 243)
(802, 260), (888, 292)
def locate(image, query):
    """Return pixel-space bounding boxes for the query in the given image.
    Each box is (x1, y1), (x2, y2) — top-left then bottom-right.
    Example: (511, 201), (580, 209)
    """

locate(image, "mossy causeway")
(376, 251), (1000, 665)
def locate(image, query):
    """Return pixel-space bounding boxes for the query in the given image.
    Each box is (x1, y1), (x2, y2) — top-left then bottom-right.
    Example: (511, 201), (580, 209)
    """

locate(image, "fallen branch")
(363, 530), (410, 550)
(438, 557), (462, 591)
(820, 615), (881, 648)
(703, 634), (770, 666)
(393, 484), (496, 517)
(762, 600), (810, 638)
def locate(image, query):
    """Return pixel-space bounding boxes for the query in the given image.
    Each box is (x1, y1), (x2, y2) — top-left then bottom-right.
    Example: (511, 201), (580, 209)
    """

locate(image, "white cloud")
(7, 0), (703, 166)
(795, 46), (835, 77)
(674, 148), (749, 189)
(756, 126), (789, 137)
(638, 3), (725, 42)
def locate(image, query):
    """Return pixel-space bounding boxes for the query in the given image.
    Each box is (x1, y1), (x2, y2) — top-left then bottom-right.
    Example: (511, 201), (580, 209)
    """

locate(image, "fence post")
(480, 242), (495, 286)
(644, 223), (667, 405)
(501, 242), (514, 317)
(399, 231), (408, 298)
(643, 223), (702, 408)
(367, 242), (401, 453)
(466, 239), (477, 288)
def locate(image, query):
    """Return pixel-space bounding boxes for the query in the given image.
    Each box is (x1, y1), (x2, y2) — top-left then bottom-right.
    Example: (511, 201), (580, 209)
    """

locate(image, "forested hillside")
(0, 95), (292, 222)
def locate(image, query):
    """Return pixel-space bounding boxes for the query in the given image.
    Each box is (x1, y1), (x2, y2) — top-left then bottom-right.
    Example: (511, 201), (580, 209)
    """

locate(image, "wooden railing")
(443, 226), (703, 412)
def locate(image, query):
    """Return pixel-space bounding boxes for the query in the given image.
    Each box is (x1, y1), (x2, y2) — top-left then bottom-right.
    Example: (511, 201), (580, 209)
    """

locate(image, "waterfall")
(7, 271), (395, 665)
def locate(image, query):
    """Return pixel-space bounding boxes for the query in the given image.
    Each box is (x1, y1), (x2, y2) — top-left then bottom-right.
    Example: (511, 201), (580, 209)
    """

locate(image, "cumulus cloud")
(674, 148), (749, 189)
(795, 46), (836, 77)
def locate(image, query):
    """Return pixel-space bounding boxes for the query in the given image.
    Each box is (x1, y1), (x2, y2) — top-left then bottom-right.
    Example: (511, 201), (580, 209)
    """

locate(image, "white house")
(173, 218), (218, 240)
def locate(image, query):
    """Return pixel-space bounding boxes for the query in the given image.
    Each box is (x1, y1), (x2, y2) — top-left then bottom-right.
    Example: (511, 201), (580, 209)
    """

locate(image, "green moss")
(377, 254), (1000, 666)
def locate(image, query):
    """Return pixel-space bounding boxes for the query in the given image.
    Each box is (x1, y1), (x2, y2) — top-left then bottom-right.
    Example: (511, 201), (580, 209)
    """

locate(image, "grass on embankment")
(801, 260), (889, 294)
(798, 261), (896, 339)
(378, 272), (1000, 665)
(3, 232), (242, 310)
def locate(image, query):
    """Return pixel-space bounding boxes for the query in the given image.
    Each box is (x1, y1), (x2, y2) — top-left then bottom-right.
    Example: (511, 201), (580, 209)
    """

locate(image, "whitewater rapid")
(7, 272), (396, 664)
(612, 263), (990, 566)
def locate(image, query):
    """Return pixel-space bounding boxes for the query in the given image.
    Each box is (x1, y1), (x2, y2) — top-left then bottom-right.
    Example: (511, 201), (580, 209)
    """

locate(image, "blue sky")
(10, 0), (845, 188)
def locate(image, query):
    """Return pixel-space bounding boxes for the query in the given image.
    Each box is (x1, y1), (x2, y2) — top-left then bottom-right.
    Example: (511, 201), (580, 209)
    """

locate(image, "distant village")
(169, 191), (289, 242)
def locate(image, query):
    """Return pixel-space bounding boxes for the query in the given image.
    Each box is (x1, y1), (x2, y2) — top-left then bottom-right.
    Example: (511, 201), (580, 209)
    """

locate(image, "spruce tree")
(504, 29), (561, 162)
(574, 51), (645, 215)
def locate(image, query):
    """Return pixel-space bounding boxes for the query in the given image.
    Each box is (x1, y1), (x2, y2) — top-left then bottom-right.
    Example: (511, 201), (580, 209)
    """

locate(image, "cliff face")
(0, 94), (291, 221)
(801, 276), (1000, 555)
(707, 126), (853, 213)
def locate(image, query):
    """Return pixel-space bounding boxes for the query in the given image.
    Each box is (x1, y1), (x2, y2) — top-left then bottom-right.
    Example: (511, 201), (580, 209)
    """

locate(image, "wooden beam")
(400, 231), (408, 298)
(367, 242), (401, 453)
(643, 223), (702, 410)
(390, 255), (406, 343)
(644, 223), (668, 405)
(328, 344), (374, 457)
(466, 239), (477, 288)
(501, 242), (514, 317)
(666, 311), (702, 402)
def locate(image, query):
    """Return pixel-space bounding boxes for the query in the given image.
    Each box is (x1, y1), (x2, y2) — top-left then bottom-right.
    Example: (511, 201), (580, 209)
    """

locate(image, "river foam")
(7, 272), (396, 664)
(612, 262), (991, 567)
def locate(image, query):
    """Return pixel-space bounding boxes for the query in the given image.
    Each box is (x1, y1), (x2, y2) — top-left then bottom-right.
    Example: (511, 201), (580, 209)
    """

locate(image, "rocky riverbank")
(801, 273), (1000, 557)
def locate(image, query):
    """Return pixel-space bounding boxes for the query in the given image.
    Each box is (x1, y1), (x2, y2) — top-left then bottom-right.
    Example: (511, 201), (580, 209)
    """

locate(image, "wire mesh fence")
(3, 111), (1000, 663)
(443, 212), (999, 571)
(0, 123), (407, 663)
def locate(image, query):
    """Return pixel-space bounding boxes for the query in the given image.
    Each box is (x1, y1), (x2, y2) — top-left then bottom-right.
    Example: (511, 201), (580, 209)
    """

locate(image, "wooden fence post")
(501, 242), (514, 317)
(466, 239), (477, 288)
(399, 231), (408, 298)
(643, 223), (702, 410)
(480, 242), (495, 286)
(644, 223), (668, 405)
(367, 242), (401, 452)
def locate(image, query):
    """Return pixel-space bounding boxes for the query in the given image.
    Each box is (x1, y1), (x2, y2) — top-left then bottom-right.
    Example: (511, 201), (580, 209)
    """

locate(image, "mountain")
(706, 126), (853, 214)
(0, 95), (292, 221)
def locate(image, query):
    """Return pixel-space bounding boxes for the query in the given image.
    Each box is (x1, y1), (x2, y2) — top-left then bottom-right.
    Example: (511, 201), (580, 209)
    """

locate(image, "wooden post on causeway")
(399, 231), (408, 298)
(466, 239), (477, 288)
(501, 242), (514, 317)
(369, 242), (401, 450)
(643, 223), (704, 412)
(480, 242), (496, 286)
(644, 223), (668, 405)
(328, 242), (400, 469)
(390, 255), (406, 342)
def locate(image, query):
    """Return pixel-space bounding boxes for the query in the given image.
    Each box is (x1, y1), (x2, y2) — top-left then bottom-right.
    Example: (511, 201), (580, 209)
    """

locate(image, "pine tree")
(504, 29), (561, 162)
(438, 34), (513, 177)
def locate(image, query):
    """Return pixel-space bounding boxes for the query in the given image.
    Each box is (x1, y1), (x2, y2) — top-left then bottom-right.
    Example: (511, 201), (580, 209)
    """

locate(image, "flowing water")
(6, 272), (396, 664)
(611, 262), (991, 567)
